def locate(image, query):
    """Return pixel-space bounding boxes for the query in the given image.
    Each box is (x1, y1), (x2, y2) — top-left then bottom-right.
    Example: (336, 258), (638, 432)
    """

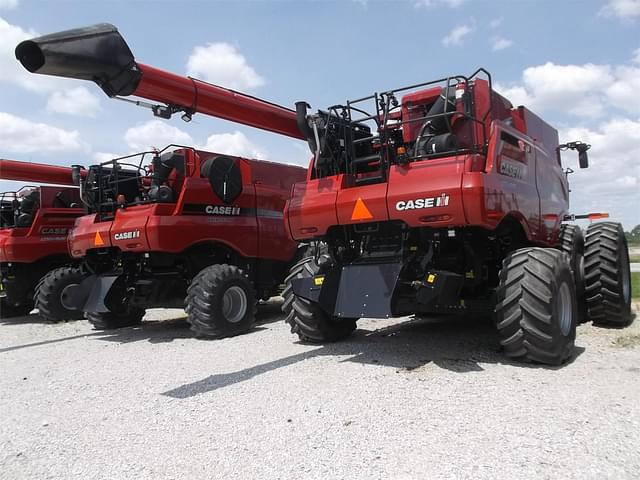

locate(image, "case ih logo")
(396, 194), (450, 211)
(205, 205), (241, 216)
(40, 227), (68, 235)
(114, 230), (141, 241)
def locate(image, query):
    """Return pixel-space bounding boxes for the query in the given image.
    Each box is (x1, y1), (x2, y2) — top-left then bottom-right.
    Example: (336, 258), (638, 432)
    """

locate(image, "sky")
(0, 0), (638, 228)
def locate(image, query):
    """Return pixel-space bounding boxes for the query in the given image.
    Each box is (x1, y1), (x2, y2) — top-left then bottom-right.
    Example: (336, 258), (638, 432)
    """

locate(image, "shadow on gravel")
(0, 312), (49, 326)
(92, 301), (285, 345)
(163, 315), (585, 399)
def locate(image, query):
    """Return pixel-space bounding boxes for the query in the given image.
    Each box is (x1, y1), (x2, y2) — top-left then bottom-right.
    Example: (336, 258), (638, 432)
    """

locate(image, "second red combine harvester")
(15, 25), (306, 336)
(0, 160), (85, 319)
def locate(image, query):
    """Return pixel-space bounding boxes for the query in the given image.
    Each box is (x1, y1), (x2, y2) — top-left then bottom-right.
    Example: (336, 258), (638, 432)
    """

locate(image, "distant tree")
(626, 225), (640, 244)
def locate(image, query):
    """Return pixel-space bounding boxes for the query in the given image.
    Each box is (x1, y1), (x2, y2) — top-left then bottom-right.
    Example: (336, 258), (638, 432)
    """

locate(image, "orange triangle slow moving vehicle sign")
(94, 231), (105, 246)
(351, 197), (373, 221)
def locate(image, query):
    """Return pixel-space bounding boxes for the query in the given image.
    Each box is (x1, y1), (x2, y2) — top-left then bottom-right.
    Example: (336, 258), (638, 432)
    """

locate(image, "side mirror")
(558, 141), (590, 169)
(578, 150), (589, 169)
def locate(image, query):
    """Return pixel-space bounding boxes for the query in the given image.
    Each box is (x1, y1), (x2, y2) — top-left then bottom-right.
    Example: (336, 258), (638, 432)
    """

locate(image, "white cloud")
(186, 42), (264, 91)
(92, 152), (123, 163)
(415, 0), (465, 7)
(202, 131), (266, 159)
(46, 86), (101, 117)
(0, 112), (87, 153)
(489, 17), (503, 29)
(600, 0), (640, 19)
(442, 24), (474, 47)
(495, 59), (640, 118)
(0, 0), (18, 9)
(633, 47), (640, 63)
(124, 120), (194, 151)
(559, 117), (640, 228)
(491, 36), (513, 51)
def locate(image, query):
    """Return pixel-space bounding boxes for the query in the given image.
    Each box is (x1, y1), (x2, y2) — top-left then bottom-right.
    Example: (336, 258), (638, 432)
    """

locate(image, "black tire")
(185, 264), (257, 338)
(282, 251), (357, 343)
(584, 222), (632, 327)
(34, 267), (86, 322)
(556, 224), (587, 323)
(0, 297), (32, 318)
(495, 248), (577, 365)
(85, 308), (145, 330)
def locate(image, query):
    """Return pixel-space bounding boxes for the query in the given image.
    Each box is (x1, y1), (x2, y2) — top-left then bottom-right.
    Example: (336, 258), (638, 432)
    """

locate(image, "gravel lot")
(1, 301), (639, 480)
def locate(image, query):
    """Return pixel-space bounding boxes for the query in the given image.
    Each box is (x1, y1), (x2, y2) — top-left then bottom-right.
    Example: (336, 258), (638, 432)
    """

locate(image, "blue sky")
(0, 0), (639, 228)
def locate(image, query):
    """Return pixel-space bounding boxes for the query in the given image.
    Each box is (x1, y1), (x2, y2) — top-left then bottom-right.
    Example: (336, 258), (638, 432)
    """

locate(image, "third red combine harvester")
(0, 160), (85, 319)
(15, 24), (307, 336)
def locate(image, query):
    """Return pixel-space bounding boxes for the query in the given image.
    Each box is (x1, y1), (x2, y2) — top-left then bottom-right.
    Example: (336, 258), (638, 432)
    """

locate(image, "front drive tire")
(34, 267), (86, 322)
(282, 253), (357, 343)
(185, 264), (257, 338)
(495, 248), (577, 366)
(85, 308), (145, 330)
(584, 222), (633, 327)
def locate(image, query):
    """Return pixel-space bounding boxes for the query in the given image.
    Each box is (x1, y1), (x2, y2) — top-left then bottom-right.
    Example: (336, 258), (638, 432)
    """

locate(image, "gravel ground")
(1, 301), (639, 480)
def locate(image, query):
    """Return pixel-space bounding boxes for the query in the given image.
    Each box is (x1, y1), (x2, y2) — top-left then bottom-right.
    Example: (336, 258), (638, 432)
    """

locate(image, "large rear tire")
(86, 308), (145, 330)
(0, 297), (32, 319)
(185, 264), (257, 338)
(495, 248), (577, 365)
(556, 224), (587, 323)
(584, 222), (632, 327)
(282, 251), (357, 343)
(34, 267), (86, 322)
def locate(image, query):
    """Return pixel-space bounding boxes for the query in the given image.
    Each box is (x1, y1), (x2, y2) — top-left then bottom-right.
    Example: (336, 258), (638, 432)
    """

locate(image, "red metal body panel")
(1, 208), (82, 262)
(286, 112), (566, 247)
(1, 185), (82, 263)
(69, 214), (113, 258)
(286, 177), (341, 239)
(69, 152), (306, 262)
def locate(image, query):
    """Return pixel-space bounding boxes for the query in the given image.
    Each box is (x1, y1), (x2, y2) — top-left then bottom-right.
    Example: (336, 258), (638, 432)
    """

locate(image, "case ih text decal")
(396, 193), (450, 211)
(114, 230), (141, 241)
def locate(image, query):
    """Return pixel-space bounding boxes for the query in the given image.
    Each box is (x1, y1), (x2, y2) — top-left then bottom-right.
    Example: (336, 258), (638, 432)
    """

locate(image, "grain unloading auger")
(15, 24), (308, 335)
(0, 159), (85, 319)
(15, 23), (305, 141)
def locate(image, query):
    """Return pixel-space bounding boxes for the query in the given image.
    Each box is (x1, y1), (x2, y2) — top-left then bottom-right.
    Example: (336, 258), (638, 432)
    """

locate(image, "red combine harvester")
(16, 25), (307, 336)
(0, 160), (85, 319)
(282, 73), (632, 364)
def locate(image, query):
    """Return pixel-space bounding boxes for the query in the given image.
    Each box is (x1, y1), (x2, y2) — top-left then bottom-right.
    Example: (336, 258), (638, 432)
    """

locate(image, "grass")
(633, 272), (640, 299)
(630, 255), (640, 263)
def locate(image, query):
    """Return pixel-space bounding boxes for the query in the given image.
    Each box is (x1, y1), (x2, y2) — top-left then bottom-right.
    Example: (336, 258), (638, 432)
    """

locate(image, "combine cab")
(0, 160), (85, 319)
(284, 72), (632, 365)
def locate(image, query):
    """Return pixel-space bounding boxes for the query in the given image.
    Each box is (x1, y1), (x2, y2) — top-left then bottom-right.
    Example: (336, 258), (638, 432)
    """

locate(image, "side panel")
(254, 181), (298, 263)
(287, 176), (341, 240)
(387, 156), (466, 227)
(69, 214), (113, 258)
(110, 205), (153, 251)
(482, 123), (542, 241)
(149, 176), (259, 258)
(336, 181), (389, 225)
(535, 143), (569, 243)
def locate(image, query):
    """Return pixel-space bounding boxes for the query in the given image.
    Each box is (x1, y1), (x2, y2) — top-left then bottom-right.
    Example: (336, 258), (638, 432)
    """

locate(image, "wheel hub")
(222, 285), (247, 323)
(557, 282), (573, 336)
